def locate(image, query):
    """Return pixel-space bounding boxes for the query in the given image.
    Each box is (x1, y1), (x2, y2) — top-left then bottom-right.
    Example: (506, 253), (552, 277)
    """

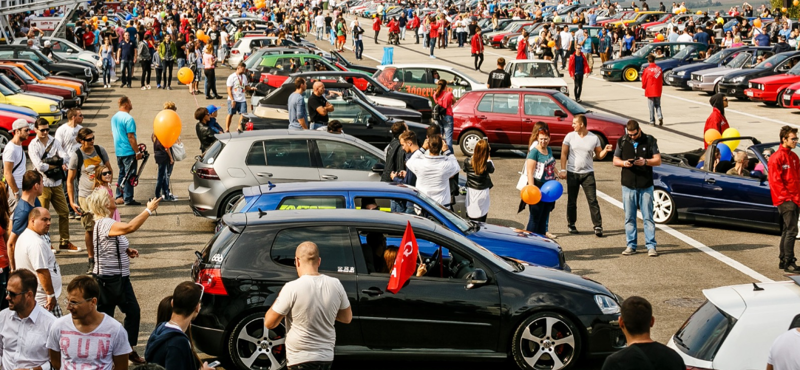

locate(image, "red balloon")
(153, 110), (181, 148)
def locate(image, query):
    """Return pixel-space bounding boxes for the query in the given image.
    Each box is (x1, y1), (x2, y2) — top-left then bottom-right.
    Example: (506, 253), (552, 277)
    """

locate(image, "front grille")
(794, 100), (800, 106)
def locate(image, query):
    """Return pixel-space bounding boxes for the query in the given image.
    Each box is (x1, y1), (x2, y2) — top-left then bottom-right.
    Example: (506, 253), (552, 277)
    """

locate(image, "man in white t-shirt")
(226, 62), (252, 132)
(558, 27), (573, 69)
(559, 114), (613, 237)
(47, 275), (132, 370)
(767, 328), (800, 370)
(14, 207), (63, 317)
(315, 11), (326, 40)
(3, 119), (30, 198)
(265, 242), (352, 369)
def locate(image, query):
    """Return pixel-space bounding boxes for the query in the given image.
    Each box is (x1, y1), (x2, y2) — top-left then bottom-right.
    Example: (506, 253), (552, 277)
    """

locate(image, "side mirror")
(554, 109), (568, 118)
(371, 163), (385, 173)
(466, 268), (488, 289)
(367, 116), (376, 128)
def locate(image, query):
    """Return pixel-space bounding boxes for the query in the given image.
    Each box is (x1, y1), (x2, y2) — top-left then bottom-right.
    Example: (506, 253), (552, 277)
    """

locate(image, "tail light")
(196, 168), (220, 180)
(231, 49), (240, 54)
(197, 268), (228, 296)
(243, 54), (248, 61)
(260, 75), (268, 84)
(245, 122), (254, 131)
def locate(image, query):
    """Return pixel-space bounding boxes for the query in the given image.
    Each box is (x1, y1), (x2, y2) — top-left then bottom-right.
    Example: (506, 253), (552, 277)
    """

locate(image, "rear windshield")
(200, 140), (224, 164)
(201, 226), (239, 264)
(672, 300), (737, 361)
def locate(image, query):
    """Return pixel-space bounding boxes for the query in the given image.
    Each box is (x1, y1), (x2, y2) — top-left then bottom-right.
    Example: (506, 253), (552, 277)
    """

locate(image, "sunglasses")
(84, 137), (95, 142)
(38, 128), (50, 133)
(6, 290), (28, 299)
(101, 171), (112, 176)
(627, 130), (640, 138)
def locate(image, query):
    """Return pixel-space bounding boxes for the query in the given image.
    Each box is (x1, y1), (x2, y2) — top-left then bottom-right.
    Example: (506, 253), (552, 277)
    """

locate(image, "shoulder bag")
(172, 140), (187, 161)
(41, 139), (64, 181)
(93, 221), (127, 307)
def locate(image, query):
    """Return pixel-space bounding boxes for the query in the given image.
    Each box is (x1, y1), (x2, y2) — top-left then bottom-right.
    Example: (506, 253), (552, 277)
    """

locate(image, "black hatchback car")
(717, 50), (800, 99)
(191, 210), (625, 370)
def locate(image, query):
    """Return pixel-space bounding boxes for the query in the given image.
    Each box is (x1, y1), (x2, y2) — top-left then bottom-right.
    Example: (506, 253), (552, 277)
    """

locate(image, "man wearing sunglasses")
(0, 269), (57, 370)
(29, 119), (80, 253)
(613, 120), (662, 257)
(768, 125), (800, 273)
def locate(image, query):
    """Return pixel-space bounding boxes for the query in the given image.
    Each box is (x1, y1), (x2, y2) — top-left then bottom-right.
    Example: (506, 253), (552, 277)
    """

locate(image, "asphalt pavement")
(43, 21), (797, 370)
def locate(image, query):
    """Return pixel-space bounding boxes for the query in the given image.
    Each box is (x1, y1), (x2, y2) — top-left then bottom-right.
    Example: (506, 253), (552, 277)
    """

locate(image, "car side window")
(0, 51), (13, 59)
(524, 94), (561, 116)
(278, 196), (346, 210)
(477, 94), (493, 112)
(264, 139), (312, 167)
(19, 51), (41, 62)
(270, 226), (355, 273)
(50, 41), (64, 52)
(316, 140), (381, 170)
(245, 141), (267, 166)
(405, 68), (429, 84)
(491, 94), (519, 114)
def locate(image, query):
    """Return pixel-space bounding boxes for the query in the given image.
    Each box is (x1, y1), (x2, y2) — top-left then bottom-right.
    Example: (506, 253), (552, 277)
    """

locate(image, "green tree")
(771, 0), (800, 18)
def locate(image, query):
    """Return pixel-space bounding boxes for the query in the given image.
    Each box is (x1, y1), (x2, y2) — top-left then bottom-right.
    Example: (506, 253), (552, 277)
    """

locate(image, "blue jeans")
(390, 199), (407, 213)
(115, 155), (137, 203)
(121, 60), (134, 86)
(310, 122), (326, 130)
(526, 201), (554, 234)
(155, 162), (173, 198)
(355, 40), (364, 59)
(177, 58), (186, 70)
(648, 97), (662, 124)
(458, 31), (466, 47)
(316, 26), (324, 40)
(103, 66), (112, 85)
(429, 36), (436, 56)
(622, 186), (656, 250)
(440, 115), (453, 149)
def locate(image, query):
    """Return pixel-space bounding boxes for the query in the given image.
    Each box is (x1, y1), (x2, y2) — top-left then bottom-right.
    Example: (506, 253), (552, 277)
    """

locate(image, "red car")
(489, 22), (535, 48)
(779, 81), (800, 108)
(743, 64), (800, 106)
(452, 89), (627, 156)
(640, 13), (673, 30)
(0, 109), (36, 147)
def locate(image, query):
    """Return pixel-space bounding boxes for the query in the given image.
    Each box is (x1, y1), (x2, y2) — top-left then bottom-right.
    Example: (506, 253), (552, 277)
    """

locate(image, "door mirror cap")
(371, 163), (385, 173)
(554, 109), (568, 118)
(466, 268), (488, 289)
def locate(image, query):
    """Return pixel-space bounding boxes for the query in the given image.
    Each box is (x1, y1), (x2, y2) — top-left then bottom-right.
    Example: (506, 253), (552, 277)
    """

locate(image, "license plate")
(746, 91), (753, 97)
(668, 77), (673, 82)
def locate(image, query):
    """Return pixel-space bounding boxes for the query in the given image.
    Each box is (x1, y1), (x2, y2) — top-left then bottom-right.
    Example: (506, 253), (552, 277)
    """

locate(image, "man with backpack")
(67, 128), (113, 272)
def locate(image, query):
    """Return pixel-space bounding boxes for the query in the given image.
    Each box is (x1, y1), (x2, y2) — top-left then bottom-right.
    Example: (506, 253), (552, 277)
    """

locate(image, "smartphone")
(207, 361), (221, 368)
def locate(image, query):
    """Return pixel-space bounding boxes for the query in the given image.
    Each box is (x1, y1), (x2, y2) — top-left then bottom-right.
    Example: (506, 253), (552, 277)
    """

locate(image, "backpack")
(74, 145), (109, 183)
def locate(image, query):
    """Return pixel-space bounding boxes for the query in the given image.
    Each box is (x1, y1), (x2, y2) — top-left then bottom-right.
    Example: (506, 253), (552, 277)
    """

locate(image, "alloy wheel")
(623, 67), (638, 82)
(230, 314), (286, 370)
(652, 189), (674, 223)
(0, 133), (9, 154)
(223, 192), (244, 216)
(515, 314), (578, 370)
(460, 131), (482, 156)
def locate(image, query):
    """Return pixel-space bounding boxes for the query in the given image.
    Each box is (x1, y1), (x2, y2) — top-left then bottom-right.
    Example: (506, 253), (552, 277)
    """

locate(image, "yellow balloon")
(794, 0), (799, 7)
(696, 10), (703, 14)
(722, 128), (741, 150)
(782, 7), (788, 12)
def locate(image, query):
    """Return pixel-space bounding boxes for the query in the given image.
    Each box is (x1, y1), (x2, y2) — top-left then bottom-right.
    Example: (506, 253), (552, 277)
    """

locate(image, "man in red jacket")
(641, 55), (663, 126)
(373, 16), (382, 44)
(769, 125), (800, 273)
(568, 48), (591, 103)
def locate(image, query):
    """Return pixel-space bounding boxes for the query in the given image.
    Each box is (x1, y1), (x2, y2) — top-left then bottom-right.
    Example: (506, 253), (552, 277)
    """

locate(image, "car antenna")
(258, 208), (268, 218)
(752, 282), (764, 291)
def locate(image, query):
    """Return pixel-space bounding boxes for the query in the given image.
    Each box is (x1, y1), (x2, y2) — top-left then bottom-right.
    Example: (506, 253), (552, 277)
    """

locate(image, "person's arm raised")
(108, 197), (161, 236)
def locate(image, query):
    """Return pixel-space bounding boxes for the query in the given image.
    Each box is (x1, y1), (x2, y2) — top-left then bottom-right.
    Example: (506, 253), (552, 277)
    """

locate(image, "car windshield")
(0, 75), (23, 93)
(704, 50), (727, 64)
(673, 301), (737, 361)
(672, 47), (695, 59)
(633, 44), (655, 58)
(27, 62), (51, 77)
(788, 63), (800, 76)
(657, 14), (671, 22)
(0, 81), (15, 95)
(23, 66), (45, 80)
(11, 67), (36, 84)
(412, 188), (471, 233)
(726, 52), (752, 68)
(510, 62), (558, 78)
(756, 53), (788, 69)
(30, 49), (53, 64)
(551, 92), (588, 114)
(622, 12), (638, 20)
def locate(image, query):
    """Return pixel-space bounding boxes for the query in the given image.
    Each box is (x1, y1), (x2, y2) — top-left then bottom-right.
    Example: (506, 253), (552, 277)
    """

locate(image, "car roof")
(224, 208), (441, 233)
(464, 88), (558, 94)
(703, 277), (800, 319)
(507, 59), (556, 64)
(290, 71), (371, 78)
(377, 64), (461, 71)
(216, 129), (364, 143)
(243, 181), (421, 197)
(264, 53), (319, 58)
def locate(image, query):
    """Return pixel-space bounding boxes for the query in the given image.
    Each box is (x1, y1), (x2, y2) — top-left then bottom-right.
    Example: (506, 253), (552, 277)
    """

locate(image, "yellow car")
(0, 82), (62, 125)
(611, 11), (666, 26)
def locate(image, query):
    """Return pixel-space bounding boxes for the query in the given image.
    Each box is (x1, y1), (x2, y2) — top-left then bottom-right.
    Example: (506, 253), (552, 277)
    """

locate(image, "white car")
(504, 59), (569, 95)
(667, 275), (800, 370)
(228, 36), (280, 68)
(373, 64), (486, 99)
(14, 37), (99, 65)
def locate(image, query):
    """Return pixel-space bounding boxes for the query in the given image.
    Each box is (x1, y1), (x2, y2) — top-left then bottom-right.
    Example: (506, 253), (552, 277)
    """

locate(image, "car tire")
(459, 129), (483, 156)
(219, 191), (244, 219)
(511, 311), (582, 370)
(778, 89), (787, 107)
(622, 66), (638, 82)
(662, 70), (670, 84)
(0, 130), (11, 154)
(227, 311), (287, 370)
(653, 188), (676, 224)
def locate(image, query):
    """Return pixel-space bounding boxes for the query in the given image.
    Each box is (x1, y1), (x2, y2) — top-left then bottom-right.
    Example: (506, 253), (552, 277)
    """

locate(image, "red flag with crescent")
(387, 221), (419, 294)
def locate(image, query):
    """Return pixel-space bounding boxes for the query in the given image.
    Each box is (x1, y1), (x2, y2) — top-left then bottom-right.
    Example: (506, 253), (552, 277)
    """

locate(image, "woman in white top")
(463, 139), (494, 221)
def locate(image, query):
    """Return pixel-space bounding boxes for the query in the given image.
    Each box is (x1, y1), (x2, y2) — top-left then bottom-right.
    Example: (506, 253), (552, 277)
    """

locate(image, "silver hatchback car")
(189, 129), (387, 219)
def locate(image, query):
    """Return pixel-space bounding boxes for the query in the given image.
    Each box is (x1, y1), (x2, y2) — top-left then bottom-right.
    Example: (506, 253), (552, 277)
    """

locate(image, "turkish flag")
(387, 221), (419, 294)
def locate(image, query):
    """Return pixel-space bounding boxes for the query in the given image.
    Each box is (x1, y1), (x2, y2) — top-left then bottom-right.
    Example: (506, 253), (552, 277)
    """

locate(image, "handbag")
(93, 226), (127, 307)
(172, 141), (186, 161)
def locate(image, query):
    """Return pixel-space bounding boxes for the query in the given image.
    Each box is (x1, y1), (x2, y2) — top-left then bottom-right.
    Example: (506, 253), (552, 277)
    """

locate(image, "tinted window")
(278, 196), (346, 210)
(403, 68), (430, 83)
(201, 226), (240, 264)
(0, 51), (13, 59)
(200, 141), (225, 164)
(673, 301), (737, 361)
(246, 141), (267, 166)
(317, 140), (381, 170)
(477, 94), (493, 112)
(265, 139), (312, 167)
(477, 94), (519, 114)
(270, 226), (355, 273)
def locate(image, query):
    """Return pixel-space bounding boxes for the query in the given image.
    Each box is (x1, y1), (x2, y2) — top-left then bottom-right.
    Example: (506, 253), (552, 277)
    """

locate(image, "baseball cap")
(207, 105), (219, 114)
(12, 119), (29, 130)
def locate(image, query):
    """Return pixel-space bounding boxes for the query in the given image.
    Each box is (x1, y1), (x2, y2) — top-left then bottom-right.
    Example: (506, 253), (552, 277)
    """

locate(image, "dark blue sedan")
(639, 43), (708, 83)
(653, 138), (787, 232)
(230, 181), (569, 270)
(666, 46), (773, 88)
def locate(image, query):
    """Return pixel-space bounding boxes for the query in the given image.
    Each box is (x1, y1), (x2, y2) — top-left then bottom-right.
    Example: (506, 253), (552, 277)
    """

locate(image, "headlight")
(594, 295), (620, 315)
(85, 68), (91, 77)
(560, 86), (568, 93)
(49, 105), (57, 112)
(427, 100), (432, 108)
(731, 76), (745, 83)
(748, 82), (753, 88)
(675, 71), (686, 77)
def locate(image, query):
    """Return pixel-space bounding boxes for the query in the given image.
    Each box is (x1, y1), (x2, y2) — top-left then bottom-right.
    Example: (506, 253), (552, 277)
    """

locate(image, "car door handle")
(477, 115), (487, 120)
(361, 287), (384, 296)
(257, 172), (273, 177)
(321, 175), (338, 180)
(522, 118), (532, 123)
(705, 178), (716, 184)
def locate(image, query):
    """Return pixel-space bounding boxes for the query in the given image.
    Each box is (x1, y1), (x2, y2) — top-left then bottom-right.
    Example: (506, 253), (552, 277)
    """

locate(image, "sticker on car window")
(211, 254), (223, 263)
(337, 266), (355, 274)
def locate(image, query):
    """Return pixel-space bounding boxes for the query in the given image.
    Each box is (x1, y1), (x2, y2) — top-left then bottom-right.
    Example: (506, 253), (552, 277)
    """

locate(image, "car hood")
(470, 222), (561, 253)
(604, 56), (644, 69)
(586, 110), (628, 126)
(6, 94), (57, 111)
(510, 77), (568, 88)
(750, 73), (800, 85)
(723, 67), (767, 79)
(696, 66), (743, 77)
(672, 61), (717, 74)
(380, 105), (423, 119)
(22, 92), (63, 102)
(0, 103), (37, 117)
(514, 261), (613, 296)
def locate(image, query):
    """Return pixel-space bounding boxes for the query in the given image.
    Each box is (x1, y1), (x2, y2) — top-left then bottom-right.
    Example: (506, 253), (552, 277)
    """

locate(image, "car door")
(436, 70), (470, 99)
(402, 68), (434, 97)
(352, 226), (502, 350)
(313, 139), (384, 182)
(521, 93), (570, 146)
(475, 93), (520, 146)
(245, 139), (321, 183)
(703, 147), (774, 222)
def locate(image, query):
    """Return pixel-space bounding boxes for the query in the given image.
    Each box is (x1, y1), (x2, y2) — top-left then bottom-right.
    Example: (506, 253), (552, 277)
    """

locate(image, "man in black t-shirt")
(308, 81), (334, 130)
(601, 296), (685, 370)
(208, 25), (221, 60)
(486, 57), (511, 88)
(325, 13), (333, 34)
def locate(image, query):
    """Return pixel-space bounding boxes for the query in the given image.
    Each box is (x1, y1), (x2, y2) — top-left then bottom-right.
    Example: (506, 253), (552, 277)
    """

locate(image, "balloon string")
(192, 89), (199, 108)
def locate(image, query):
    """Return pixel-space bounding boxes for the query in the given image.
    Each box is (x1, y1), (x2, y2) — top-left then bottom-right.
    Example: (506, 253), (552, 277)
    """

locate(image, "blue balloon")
(718, 144), (732, 162)
(540, 180), (564, 203)
(125, 14), (132, 21)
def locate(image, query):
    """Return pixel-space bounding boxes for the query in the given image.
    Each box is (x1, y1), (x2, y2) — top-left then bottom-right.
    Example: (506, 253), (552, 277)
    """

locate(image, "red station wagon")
(453, 89), (627, 156)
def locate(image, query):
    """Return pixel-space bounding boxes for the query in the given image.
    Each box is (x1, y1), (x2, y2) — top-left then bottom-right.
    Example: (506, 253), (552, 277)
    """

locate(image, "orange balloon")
(153, 110), (182, 148)
(704, 128), (721, 145)
(794, 0), (799, 7)
(196, 30), (206, 39)
(521, 185), (542, 205)
(200, 34), (210, 43)
(177, 67), (194, 84)
(753, 18), (762, 28)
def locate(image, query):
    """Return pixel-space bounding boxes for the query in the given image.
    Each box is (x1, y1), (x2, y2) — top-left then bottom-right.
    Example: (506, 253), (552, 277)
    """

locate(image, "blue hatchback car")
(230, 181), (569, 270)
